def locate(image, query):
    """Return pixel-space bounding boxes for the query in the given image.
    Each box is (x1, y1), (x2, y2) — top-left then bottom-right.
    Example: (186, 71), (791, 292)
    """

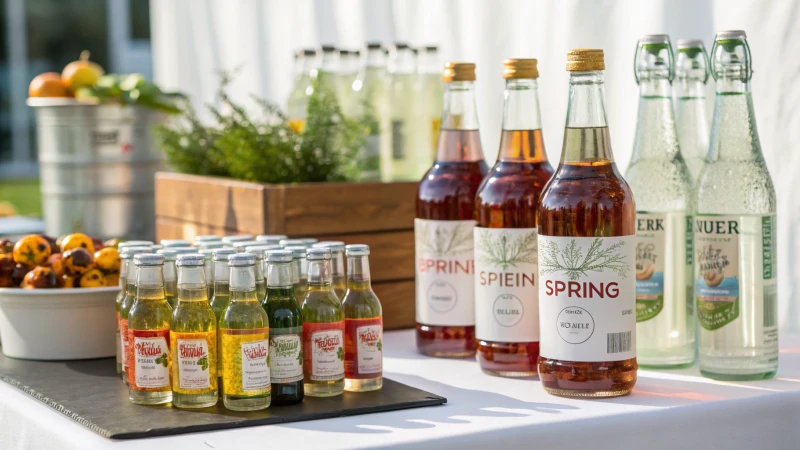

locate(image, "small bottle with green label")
(220, 254), (271, 411)
(157, 249), (178, 309)
(695, 30), (777, 380)
(118, 246), (153, 384)
(313, 241), (346, 300)
(624, 35), (696, 368)
(171, 254), (218, 408)
(210, 248), (237, 386)
(263, 249), (304, 405)
(302, 248), (345, 397)
(285, 245), (309, 300)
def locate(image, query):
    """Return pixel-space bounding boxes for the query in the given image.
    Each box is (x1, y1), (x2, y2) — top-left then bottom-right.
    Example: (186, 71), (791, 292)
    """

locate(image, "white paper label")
(474, 227), (539, 342)
(538, 235), (637, 362)
(311, 330), (345, 381)
(177, 339), (211, 390)
(357, 325), (383, 374)
(415, 218), (476, 326)
(269, 331), (303, 383)
(133, 336), (170, 388)
(240, 340), (270, 390)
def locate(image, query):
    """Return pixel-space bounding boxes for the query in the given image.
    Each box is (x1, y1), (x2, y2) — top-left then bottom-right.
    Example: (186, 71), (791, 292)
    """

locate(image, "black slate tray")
(0, 352), (446, 439)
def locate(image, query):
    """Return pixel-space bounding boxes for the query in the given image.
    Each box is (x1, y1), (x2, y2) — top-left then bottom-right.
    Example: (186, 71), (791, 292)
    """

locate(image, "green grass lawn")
(0, 178), (42, 217)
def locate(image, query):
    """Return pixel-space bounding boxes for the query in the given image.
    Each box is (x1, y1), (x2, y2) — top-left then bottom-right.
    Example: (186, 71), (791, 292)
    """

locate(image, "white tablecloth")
(2, 329), (800, 450)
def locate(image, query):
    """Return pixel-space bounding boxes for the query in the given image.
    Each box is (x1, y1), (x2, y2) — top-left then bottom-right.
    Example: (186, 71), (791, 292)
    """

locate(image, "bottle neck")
(307, 259), (332, 286)
(267, 261), (293, 288)
(675, 78), (706, 99)
(389, 48), (414, 73)
(365, 49), (386, 68)
(340, 55), (359, 75)
(213, 261), (229, 287)
(347, 255), (371, 289)
(630, 78), (679, 161)
(330, 252), (344, 277)
(709, 78), (761, 161)
(418, 50), (439, 74)
(302, 55), (317, 78)
(497, 78), (548, 163)
(441, 81), (479, 131)
(561, 70), (614, 163)
(253, 258), (264, 280)
(319, 51), (338, 74)
(119, 259), (130, 287)
(230, 265), (256, 301)
(136, 265), (164, 286)
(163, 260), (177, 282)
(177, 266), (207, 302)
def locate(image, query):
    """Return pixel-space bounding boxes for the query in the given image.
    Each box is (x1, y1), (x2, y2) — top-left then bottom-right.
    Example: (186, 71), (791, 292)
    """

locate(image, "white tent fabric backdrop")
(150, 0), (800, 329)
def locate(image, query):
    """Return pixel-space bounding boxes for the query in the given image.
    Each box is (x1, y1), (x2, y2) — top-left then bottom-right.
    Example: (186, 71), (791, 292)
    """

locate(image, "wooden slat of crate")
(372, 280), (415, 330)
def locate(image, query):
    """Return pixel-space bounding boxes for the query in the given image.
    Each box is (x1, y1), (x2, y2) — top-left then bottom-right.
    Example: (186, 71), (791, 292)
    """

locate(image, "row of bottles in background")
(287, 43), (443, 182)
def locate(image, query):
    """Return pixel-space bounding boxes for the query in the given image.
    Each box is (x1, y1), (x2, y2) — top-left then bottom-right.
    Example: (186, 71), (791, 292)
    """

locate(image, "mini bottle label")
(220, 328), (271, 396)
(120, 318), (129, 371)
(474, 227), (539, 342)
(635, 213), (666, 322)
(129, 329), (170, 390)
(172, 332), (217, 392)
(303, 322), (345, 381)
(415, 219), (477, 326)
(538, 235), (636, 362)
(345, 317), (383, 378)
(269, 327), (303, 383)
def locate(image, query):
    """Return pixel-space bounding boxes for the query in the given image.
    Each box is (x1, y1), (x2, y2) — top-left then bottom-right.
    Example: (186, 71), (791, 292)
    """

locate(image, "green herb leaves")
(540, 238), (630, 280)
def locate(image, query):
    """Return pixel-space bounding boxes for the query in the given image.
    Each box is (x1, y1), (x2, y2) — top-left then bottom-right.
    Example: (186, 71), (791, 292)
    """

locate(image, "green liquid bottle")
(625, 35), (696, 368)
(302, 248), (344, 397)
(695, 31), (777, 381)
(118, 246), (152, 384)
(158, 249), (178, 309)
(128, 254), (172, 405)
(171, 254), (218, 409)
(286, 245), (309, 300)
(312, 241), (346, 300)
(263, 249), (304, 405)
(220, 254), (271, 411)
(674, 39), (710, 184)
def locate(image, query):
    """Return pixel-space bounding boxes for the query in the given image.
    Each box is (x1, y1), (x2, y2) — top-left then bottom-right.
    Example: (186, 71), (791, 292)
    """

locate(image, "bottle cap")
(177, 254), (205, 267)
(266, 249), (294, 263)
(160, 239), (191, 248)
(425, 45), (439, 52)
(118, 240), (154, 249)
(246, 245), (283, 257)
(232, 240), (261, 250)
(366, 42), (383, 50)
(566, 49), (605, 71)
(635, 35), (673, 83)
(256, 234), (287, 243)
(228, 253), (256, 267)
(442, 62), (476, 82)
(675, 39), (709, 83)
(503, 58), (538, 79)
(120, 246), (152, 258)
(156, 249), (178, 261)
(306, 247), (332, 261)
(222, 235), (254, 244)
(280, 238), (310, 247)
(197, 242), (225, 250)
(710, 30), (751, 81)
(345, 244), (370, 256)
(284, 245), (308, 259)
(676, 39), (704, 49)
(172, 247), (199, 255)
(194, 235), (221, 242)
(312, 241), (346, 253)
(301, 48), (317, 56)
(134, 254), (165, 266)
(715, 30), (746, 40)
(213, 248), (237, 261)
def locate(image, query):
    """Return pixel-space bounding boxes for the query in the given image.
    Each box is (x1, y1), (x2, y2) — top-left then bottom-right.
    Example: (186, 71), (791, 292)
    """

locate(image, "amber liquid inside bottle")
(475, 129), (553, 375)
(538, 126), (638, 397)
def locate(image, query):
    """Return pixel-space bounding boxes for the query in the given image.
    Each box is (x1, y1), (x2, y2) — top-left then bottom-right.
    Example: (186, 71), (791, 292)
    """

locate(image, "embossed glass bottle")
(416, 62), (489, 358)
(209, 248), (236, 385)
(313, 241), (346, 299)
(118, 246), (152, 384)
(343, 245), (383, 392)
(674, 39), (711, 183)
(474, 59), (554, 377)
(537, 49), (637, 397)
(695, 31), (777, 380)
(625, 36), (696, 368)
(171, 254), (218, 408)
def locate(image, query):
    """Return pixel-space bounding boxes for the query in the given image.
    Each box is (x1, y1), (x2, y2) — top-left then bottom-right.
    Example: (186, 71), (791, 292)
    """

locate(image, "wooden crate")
(155, 172), (417, 330)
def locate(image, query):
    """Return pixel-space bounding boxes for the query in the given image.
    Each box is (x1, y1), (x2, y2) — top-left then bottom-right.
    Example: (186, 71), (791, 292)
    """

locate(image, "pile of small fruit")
(0, 233), (121, 289)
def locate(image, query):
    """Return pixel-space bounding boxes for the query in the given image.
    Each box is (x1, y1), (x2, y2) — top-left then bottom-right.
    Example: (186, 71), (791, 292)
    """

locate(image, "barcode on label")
(607, 331), (632, 354)
(764, 285), (777, 328)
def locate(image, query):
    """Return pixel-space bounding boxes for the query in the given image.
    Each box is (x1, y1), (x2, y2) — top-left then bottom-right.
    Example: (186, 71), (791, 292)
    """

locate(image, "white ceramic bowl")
(0, 287), (118, 360)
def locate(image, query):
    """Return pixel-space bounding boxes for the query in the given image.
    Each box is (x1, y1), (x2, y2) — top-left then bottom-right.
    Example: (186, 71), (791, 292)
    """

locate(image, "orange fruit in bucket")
(29, 72), (70, 98)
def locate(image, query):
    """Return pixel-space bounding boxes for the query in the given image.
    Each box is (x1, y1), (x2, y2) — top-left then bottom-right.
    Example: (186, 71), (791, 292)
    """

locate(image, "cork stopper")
(442, 62), (476, 82)
(566, 48), (605, 71)
(503, 58), (538, 79)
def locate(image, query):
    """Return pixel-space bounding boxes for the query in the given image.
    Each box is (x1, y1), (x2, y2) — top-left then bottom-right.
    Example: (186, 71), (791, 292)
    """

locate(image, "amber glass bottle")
(474, 59), (553, 376)
(537, 49), (638, 397)
(416, 62), (489, 357)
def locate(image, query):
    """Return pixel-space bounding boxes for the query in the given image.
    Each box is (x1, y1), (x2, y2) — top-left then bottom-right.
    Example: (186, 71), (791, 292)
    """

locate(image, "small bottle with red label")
(118, 246), (153, 385)
(127, 254), (173, 405)
(342, 244), (383, 392)
(301, 248), (345, 397)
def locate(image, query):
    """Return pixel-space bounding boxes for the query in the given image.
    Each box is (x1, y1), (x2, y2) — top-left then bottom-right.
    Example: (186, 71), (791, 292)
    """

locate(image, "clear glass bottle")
(416, 45), (444, 171)
(301, 248), (345, 397)
(286, 245), (309, 300)
(245, 247), (267, 300)
(128, 254), (172, 405)
(312, 241), (346, 299)
(263, 249), (304, 405)
(674, 39), (711, 183)
(337, 49), (360, 117)
(625, 36), (696, 368)
(353, 42), (391, 181)
(388, 42), (421, 181)
(288, 48), (317, 133)
(209, 248), (236, 385)
(198, 248), (215, 300)
(220, 254), (271, 411)
(256, 234), (288, 245)
(171, 254), (218, 408)
(416, 62), (489, 358)
(537, 49), (637, 398)
(342, 245), (383, 392)
(118, 246), (152, 384)
(474, 59), (554, 377)
(317, 45), (339, 94)
(695, 31), (777, 381)
(115, 248), (130, 376)
(157, 249), (178, 309)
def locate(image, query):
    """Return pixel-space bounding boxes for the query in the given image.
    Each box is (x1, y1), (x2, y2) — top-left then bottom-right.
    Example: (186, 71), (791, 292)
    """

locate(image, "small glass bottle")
(198, 248), (215, 300)
(388, 42), (421, 181)
(115, 248), (130, 376)
(127, 254), (172, 405)
(301, 248), (345, 397)
(171, 254), (218, 409)
(210, 248), (237, 385)
(317, 45), (339, 93)
(256, 234), (287, 245)
(416, 45), (444, 169)
(342, 245), (383, 392)
(220, 254), (271, 411)
(353, 42), (391, 181)
(161, 239), (191, 248)
(263, 249), (304, 405)
(286, 245), (309, 300)
(674, 39), (711, 183)
(157, 249), (179, 309)
(222, 235), (254, 247)
(118, 246), (152, 384)
(337, 49), (361, 117)
(244, 247), (267, 300)
(696, 31), (777, 381)
(287, 48), (317, 133)
(312, 241), (346, 299)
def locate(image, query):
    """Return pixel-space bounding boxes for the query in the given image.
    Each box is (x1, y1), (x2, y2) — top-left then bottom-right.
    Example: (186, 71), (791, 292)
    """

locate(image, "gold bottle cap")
(566, 48), (605, 71)
(442, 62), (476, 82)
(503, 58), (539, 79)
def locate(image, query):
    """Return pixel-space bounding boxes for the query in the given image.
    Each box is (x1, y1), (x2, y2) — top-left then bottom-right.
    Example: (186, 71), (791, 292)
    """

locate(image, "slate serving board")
(0, 352), (446, 439)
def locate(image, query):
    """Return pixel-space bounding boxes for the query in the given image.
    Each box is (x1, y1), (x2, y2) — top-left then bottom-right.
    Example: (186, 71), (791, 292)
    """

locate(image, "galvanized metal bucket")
(27, 98), (164, 240)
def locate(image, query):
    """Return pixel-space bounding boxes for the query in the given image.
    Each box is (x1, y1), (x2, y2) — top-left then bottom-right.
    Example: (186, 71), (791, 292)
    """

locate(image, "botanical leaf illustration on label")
(540, 238), (630, 281)
(475, 229), (537, 270)
(417, 221), (473, 257)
